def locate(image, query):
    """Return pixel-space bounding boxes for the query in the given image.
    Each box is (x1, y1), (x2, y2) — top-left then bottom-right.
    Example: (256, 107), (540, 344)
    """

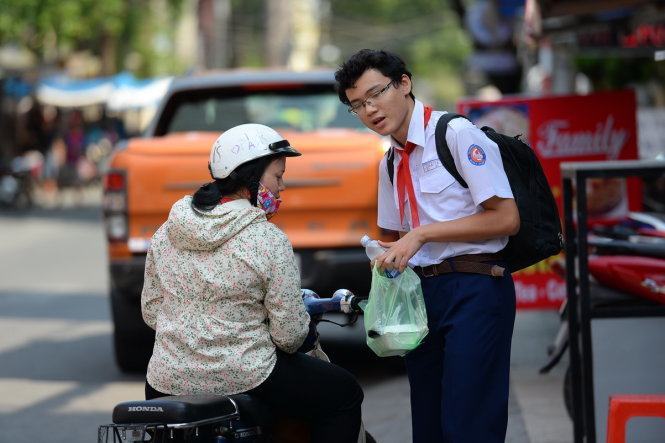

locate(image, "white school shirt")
(377, 100), (514, 267)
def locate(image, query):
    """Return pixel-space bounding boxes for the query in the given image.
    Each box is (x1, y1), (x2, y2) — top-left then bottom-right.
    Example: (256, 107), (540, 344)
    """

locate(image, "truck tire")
(110, 287), (155, 373)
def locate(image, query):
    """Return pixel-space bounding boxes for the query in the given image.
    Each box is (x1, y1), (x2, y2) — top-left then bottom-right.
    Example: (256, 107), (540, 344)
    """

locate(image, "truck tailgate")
(117, 130), (386, 250)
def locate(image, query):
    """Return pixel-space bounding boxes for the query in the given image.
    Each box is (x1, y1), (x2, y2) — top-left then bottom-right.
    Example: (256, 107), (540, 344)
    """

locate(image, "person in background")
(53, 110), (86, 206)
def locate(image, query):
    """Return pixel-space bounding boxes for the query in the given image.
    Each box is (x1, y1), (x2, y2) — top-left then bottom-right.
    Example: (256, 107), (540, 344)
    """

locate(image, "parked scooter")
(0, 152), (42, 210)
(98, 289), (376, 443)
(540, 213), (665, 417)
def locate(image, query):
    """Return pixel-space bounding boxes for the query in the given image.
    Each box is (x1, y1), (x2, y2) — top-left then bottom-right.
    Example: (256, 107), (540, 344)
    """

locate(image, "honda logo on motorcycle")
(127, 406), (164, 412)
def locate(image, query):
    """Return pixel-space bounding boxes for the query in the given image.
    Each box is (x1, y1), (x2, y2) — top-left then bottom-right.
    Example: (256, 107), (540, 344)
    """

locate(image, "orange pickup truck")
(103, 70), (395, 371)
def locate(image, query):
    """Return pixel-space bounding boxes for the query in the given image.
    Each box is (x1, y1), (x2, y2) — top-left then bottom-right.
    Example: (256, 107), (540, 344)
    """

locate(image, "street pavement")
(0, 196), (573, 443)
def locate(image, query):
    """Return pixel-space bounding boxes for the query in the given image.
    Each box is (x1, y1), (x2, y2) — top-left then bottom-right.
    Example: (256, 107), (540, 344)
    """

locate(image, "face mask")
(257, 182), (281, 219)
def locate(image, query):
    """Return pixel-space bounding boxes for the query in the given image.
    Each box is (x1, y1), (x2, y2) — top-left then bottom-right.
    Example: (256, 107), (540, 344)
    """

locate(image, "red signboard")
(457, 90), (639, 309)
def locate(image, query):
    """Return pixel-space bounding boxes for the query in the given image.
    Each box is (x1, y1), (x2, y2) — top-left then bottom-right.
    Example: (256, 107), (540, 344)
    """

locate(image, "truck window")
(157, 86), (365, 135)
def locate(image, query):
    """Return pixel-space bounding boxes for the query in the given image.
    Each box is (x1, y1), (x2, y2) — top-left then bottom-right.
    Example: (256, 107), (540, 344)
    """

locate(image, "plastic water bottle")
(361, 234), (400, 278)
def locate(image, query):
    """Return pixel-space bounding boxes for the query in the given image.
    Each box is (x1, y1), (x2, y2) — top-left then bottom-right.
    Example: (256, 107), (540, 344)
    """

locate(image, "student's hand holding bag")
(363, 264), (428, 357)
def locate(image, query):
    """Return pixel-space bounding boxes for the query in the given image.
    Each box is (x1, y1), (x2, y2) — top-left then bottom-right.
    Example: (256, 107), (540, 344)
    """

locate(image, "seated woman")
(141, 123), (363, 442)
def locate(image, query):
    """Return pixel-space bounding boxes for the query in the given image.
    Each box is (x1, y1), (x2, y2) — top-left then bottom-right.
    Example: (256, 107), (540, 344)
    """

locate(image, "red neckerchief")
(396, 106), (432, 228)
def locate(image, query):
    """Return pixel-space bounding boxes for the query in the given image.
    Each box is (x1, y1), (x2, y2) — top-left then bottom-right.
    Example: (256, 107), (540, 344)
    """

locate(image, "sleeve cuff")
(378, 222), (406, 232)
(474, 188), (514, 206)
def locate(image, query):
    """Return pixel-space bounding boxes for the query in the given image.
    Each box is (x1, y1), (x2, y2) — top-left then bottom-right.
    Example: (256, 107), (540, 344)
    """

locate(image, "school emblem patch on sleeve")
(467, 144), (486, 166)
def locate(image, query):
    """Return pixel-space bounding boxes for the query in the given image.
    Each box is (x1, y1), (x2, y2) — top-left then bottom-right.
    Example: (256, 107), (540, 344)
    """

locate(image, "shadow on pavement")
(0, 332), (140, 383)
(0, 290), (109, 321)
(0, 205), (102, 224)
(320, 338), (407, 384)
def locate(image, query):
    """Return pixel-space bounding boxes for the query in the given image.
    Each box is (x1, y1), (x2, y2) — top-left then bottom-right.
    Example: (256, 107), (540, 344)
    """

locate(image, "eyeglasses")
(347, 81), (394, 115)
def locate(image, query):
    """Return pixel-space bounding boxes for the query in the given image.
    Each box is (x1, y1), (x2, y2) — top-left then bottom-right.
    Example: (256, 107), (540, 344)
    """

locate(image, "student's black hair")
(192, 154), (279, 211)
(334, 49), (415, 106)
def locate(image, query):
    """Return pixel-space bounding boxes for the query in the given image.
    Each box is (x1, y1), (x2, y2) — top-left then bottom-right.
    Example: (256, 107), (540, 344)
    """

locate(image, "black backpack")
(386, 113), (563, 272)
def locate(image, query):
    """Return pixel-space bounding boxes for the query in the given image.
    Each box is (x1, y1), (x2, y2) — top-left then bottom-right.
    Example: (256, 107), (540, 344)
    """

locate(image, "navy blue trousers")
(404, 269), (516, 443)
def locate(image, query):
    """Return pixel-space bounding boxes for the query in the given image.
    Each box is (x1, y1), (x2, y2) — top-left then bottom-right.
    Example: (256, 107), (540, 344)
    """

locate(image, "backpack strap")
(386, 147), (395, 185)
(434, 113), (469, 189)
(385, 111), (469, 187)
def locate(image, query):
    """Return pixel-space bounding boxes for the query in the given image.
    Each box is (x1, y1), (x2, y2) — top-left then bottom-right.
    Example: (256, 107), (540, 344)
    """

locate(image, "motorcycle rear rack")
(98, 410), (242, 442)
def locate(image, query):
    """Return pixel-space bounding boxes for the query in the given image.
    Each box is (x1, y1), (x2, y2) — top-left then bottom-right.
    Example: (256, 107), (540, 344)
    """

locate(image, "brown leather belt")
(414, 253), (505, 278)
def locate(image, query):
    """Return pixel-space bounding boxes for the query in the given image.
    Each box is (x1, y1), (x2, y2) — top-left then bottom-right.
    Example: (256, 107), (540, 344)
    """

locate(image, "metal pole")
(576, 171), (596, 442)
(563, 176), (584, 443)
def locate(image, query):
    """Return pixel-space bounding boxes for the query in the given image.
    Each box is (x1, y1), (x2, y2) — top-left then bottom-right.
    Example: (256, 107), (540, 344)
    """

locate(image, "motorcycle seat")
(113, 395), (239, 425)
(590, 238), (665, 259)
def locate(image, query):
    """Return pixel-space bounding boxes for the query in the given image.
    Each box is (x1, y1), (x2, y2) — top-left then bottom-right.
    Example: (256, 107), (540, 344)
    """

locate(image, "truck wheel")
(110, 288), (154, 373)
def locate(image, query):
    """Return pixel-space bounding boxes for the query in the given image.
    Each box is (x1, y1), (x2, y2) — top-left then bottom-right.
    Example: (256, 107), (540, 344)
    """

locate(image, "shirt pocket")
(419, 170), (456, 194)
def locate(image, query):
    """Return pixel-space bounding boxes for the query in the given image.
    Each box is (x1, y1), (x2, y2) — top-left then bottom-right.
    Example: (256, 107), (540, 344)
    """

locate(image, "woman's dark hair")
(192, 154), (279, 211)
(334, 49), (414, 105)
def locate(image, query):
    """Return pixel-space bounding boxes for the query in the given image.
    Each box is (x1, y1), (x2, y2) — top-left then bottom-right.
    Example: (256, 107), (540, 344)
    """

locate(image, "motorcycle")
(540, 213), (665, 417)
(98, 289), (376, 443)
(0, 152), (42, 210)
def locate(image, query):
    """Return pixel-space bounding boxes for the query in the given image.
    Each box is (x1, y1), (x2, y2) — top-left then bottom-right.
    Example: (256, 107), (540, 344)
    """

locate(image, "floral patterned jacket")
(142, 196), (309, 395)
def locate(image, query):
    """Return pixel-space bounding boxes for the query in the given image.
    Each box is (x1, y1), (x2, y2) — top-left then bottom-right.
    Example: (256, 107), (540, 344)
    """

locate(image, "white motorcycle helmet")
(209, 123), (301, 179)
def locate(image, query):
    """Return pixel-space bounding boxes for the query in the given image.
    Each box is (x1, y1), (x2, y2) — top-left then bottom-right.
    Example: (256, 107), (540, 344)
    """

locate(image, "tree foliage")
(328, 0), (472, 107)
(0, 0), (126, 54)
(0, 0), (183, 75)
(0, 0), (472, 101)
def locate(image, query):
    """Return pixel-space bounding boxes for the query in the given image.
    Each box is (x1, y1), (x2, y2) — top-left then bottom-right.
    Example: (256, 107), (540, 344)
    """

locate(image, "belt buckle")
(422, 264), (438, 278)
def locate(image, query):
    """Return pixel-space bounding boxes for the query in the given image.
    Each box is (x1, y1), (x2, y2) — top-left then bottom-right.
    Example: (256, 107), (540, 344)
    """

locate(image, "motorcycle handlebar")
(302, 289), (366, 316)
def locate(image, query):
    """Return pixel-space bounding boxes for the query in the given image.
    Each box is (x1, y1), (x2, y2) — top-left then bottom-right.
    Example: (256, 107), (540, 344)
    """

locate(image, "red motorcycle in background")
(540, 212), (665, 417)
(587, 212), (665, 304)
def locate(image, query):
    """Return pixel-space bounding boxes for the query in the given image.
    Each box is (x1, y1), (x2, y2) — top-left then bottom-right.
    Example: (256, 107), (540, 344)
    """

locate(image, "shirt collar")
(392, 99), (426, 151)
